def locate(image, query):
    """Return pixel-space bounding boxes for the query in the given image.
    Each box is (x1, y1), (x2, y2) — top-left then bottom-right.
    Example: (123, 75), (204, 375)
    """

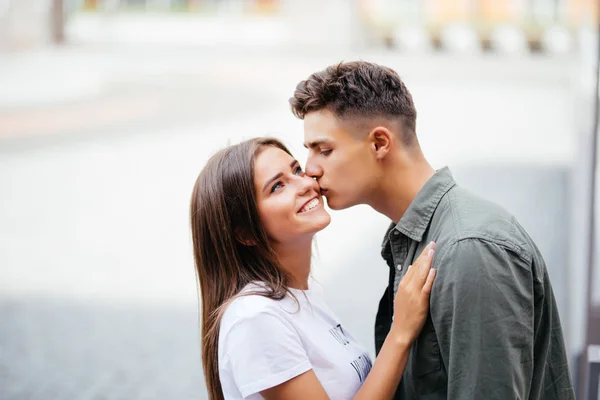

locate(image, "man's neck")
(370, 157), (435, 224)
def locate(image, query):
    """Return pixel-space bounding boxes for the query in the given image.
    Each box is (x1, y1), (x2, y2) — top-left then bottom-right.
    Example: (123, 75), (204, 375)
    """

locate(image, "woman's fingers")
(406, 242), (436, 285)
(418, 247), (435, 281)
(422, 268), (436, 295)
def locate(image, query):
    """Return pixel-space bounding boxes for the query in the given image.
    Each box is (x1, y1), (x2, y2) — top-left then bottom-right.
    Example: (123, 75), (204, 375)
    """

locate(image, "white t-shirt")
(218, 281), (373, 400)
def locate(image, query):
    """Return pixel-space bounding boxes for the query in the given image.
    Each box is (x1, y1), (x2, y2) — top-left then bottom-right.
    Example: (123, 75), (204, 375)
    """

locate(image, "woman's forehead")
(255, 147), (295, 181)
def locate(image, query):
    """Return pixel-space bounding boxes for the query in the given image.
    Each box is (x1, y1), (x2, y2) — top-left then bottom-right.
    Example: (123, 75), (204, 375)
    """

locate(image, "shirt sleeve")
(220, 310), (312, 398)
(431, 238), (535, 399)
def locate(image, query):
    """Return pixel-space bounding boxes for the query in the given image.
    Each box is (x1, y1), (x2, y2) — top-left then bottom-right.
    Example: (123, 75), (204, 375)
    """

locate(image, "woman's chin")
(300, 214), (332, 237)
(313, 213), (332, 232)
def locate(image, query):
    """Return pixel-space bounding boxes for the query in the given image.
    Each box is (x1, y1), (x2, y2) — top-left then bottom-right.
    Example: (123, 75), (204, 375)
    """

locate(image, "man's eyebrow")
(304, 140), (330, 149)
(262, 160), (299, 192)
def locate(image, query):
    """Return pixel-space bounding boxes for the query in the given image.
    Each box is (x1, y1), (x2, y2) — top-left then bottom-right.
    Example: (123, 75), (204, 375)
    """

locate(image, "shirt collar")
(382, 167), (457, 246)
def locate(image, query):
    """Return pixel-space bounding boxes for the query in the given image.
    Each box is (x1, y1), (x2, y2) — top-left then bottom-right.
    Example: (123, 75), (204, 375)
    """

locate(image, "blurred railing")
(358, 0), (597, 54)
(79, 0), (281, 14)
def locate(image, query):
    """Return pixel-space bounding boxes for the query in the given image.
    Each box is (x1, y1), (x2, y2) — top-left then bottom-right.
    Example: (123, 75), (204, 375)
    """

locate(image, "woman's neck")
(272, 238), (313, 290)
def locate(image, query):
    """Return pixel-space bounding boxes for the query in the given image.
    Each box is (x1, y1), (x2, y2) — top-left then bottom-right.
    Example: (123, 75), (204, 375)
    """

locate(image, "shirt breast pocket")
(411, 318), (441, 378)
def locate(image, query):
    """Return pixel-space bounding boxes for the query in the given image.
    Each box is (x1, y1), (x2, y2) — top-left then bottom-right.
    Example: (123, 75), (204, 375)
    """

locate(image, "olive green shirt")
(375, 167), (574, 399)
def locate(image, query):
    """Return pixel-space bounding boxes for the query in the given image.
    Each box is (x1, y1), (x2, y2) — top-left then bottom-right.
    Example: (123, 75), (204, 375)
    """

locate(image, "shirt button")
(396, 264), (403, 271)
(393, 230), (400, 236)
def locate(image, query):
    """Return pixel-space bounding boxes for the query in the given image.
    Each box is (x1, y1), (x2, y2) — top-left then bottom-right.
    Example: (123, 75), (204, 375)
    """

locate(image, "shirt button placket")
(391, 229), (406, 294)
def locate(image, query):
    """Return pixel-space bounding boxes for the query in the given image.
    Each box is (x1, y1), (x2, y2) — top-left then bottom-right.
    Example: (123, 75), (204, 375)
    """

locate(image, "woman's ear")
(368, 127), (392, 159)
(235, 227), (257, 247)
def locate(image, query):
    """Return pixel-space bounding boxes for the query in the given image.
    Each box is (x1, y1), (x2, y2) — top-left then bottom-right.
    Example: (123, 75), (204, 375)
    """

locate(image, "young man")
(289, 61), (575, 399)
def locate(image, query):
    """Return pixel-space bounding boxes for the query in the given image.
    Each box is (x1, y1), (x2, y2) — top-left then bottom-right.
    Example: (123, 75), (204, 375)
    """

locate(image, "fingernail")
(428, 249), (434, 257)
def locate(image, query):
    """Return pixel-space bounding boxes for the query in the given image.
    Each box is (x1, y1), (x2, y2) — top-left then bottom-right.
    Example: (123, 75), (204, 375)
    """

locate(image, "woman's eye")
(320, 149), (332, 156)
(271, 182), (283, 193)
(294, 166), (304, 175)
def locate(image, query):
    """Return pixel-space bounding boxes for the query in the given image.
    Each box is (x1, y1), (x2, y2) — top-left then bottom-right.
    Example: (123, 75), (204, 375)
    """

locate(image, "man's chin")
(324, 195), (348, 211)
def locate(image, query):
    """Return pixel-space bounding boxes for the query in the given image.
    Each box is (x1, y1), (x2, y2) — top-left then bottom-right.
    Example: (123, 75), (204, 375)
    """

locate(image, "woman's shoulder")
(220, 283), (289, 330)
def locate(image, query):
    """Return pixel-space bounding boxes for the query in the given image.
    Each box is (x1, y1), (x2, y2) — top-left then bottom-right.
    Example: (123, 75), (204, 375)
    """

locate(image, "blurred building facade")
(1, 0), (598, 53)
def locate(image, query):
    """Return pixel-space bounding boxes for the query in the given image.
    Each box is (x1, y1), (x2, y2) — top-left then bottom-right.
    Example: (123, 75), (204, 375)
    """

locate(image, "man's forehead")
(303, 115), (342, 146)
(304, 111), (365, 146)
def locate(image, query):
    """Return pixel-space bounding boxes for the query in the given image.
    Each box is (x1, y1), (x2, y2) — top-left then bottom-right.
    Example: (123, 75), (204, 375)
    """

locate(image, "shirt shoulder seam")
(453, 234), (532, 263)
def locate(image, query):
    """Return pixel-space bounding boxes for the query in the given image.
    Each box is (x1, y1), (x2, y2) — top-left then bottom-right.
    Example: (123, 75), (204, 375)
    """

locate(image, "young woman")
(190, 137), (436, 400)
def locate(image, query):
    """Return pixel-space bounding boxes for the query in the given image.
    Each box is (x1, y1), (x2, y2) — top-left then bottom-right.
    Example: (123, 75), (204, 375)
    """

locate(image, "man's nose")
(305, 156), (323, 179)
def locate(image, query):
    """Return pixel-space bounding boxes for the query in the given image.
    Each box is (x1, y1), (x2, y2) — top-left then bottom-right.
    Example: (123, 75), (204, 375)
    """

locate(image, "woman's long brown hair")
(190, 138), (295, 400)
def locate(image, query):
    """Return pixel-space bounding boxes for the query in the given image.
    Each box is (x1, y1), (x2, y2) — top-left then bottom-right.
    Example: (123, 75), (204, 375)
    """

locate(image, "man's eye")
(320, 149), (332, 156)
(271, 182), (283, 193)
(294, 166), (304, 175)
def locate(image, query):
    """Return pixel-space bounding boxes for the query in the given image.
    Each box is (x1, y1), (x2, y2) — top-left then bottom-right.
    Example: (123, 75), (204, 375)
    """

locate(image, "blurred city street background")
(1, 0), (600, 399)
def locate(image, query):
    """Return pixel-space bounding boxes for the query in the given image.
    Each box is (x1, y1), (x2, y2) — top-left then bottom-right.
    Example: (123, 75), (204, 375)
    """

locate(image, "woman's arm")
(261, 242), (436, 400)
(261, 329), (412, 400)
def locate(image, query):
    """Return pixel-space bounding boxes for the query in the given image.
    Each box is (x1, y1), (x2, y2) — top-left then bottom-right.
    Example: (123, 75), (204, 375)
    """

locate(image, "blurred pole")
(51, 0), (65, 44)
(569, 0), (600, 394)
(585, 0), (600, 347)
(584, 0), (600, 393)
(577, 0), (600, 395)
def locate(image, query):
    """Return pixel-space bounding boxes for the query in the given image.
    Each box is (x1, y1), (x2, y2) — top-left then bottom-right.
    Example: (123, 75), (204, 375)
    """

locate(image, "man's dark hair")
(289, 61), (417, 143)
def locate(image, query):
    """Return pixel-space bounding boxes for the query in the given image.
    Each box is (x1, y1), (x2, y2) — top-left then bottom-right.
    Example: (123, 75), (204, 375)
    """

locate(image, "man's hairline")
(302, 108), (408, 142)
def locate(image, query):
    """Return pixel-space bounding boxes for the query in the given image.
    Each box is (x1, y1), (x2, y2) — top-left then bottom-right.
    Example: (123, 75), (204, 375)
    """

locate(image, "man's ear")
(235, 227), (257, 247)
(368, 127), (392, 159)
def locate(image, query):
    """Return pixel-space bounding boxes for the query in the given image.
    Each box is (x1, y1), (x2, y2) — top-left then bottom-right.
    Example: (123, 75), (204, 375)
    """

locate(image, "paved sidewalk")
(0, 298), (207, 400)
(0, 164), (570, 400)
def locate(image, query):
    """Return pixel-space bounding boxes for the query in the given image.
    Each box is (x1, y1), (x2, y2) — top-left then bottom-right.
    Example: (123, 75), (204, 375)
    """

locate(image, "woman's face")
(254, 146), (331, 244)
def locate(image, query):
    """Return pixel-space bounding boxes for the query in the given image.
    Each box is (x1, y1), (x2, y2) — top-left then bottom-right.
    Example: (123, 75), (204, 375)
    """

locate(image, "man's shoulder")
(421, 186), (554, 289)
(432, 185), (531, 251)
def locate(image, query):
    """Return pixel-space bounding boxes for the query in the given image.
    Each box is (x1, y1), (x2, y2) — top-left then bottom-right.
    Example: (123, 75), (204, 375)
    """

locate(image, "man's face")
(303, 110), (378, 210)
